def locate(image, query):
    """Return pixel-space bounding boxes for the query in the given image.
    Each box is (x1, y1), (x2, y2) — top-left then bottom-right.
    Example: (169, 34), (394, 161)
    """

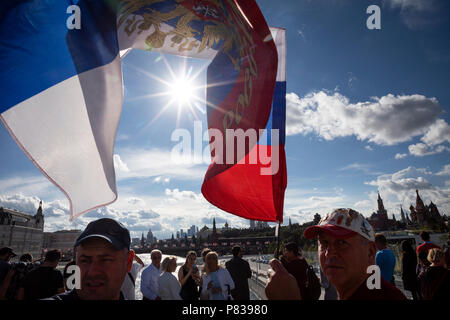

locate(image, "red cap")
(303, 224), (359, 240)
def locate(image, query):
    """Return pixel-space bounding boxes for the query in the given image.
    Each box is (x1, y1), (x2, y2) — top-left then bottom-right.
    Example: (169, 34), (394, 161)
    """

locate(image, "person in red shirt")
(416, 231), (441, 256)
(304, 208), (407, 300)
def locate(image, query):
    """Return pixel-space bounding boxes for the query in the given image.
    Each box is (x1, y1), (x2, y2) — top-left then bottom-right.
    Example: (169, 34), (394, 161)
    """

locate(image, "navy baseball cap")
(75, 218), (131, 250)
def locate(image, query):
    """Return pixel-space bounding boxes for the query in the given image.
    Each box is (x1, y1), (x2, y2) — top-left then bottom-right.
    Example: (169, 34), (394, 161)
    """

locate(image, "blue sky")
(0, 0), (449, 239)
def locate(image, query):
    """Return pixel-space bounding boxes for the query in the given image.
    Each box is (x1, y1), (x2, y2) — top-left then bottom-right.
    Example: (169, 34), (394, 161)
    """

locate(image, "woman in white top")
(200, 251), (235, 300)
(158, 256), (182, 300)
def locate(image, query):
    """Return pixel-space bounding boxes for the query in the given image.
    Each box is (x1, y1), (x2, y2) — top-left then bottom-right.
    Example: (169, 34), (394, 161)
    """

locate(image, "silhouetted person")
(18, 250), (64, 300)
(416, 231), (440, 256)
(418, 248), (449, 300)
(401, 240), (418, 300)
(225, 246), (252, 300)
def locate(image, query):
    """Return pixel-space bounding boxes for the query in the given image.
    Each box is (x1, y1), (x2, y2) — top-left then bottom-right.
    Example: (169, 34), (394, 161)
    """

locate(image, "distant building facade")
(197, 225), (213, 240)
(146, 229), (156, 245)
(188, 225), (197, 237)
(249, 220), (269, 229)
(131, 237), (140, 248)
(368, 193), (397, 231)
(368, 190), (446, 231)
(409, 189), (445, 228)
(43, 229), (81, 258)
(0, 201), (45, 259)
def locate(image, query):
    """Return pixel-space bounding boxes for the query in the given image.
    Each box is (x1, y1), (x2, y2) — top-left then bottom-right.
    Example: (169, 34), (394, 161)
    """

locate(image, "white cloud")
(127, 197), (146, 207)
(365, 145), (374, 151)
(114, 148), (206, 182)
(153, 176), (170, 184)
(113, 154), (130, 173)
(0, 194), (41, 214)
(406, 119), (450, 157)
(436, 164), (450, 176)
(339, 163), (382, 175)
(0, 176), (56, 198)
(284, 187), (348, 224)
(286, 91), (442, 145)
(365, 166), (450, 214)
(408, 142), (450, 157)
(165, 188), (202, 202)
(421, 119), (450, 146)
(395, 153), (408, 159)
(354, 199), (374, 211)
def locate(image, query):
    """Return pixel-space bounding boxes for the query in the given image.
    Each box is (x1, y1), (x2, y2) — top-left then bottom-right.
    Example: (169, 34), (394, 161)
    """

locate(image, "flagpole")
(275, 221), (281, 259)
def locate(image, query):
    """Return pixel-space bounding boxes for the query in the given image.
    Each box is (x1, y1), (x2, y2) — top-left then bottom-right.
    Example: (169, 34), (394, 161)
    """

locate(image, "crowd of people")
(0, 210), (449, 301)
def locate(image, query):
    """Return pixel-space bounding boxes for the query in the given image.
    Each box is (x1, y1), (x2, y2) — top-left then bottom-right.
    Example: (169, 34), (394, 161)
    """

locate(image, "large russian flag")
(202, 27), (287, 223)
(0, 0), (286, 222)
(0, 1), (122, 220)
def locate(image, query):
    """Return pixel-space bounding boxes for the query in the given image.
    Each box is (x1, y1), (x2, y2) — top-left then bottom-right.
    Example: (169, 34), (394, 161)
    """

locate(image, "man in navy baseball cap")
(49, 218), (135, 300)
(74, 218), (131, 250)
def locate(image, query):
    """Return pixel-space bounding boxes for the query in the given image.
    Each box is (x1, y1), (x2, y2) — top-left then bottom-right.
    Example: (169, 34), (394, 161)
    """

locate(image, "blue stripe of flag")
(0, 0), (119, 113)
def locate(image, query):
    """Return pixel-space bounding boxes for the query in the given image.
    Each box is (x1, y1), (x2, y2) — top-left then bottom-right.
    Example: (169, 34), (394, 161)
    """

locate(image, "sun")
(125, 53), (213, 130)
(169, 76), (195, 107)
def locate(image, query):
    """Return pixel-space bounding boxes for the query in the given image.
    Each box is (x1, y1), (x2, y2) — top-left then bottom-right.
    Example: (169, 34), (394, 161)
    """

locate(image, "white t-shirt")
(121, 262), (144, 300)
(158, 272), (182, 300)
(201, 268), (235, 300)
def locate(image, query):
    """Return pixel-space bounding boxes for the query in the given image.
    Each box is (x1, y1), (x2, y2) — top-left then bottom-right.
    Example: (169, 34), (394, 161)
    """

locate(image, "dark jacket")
(225, 256), (252, 300)
(280, 256), (309, 300)
(418, 266), (449, 300)
(401, 250), (417, 291)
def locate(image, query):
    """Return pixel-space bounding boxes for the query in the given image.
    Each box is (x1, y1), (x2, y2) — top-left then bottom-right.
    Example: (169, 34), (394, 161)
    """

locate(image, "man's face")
(318, 232), (375, 293)
(283, 248), (295, 261)
(75, 238), (133, 300)
(151, 252), (162, 269)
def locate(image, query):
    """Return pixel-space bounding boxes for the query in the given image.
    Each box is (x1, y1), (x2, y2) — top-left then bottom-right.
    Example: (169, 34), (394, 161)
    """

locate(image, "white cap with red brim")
(304, 208), (375, 242)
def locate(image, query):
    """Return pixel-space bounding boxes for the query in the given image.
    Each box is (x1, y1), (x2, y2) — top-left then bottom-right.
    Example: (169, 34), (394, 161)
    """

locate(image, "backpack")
(304, 264), (321, 300)
(6, 262), (35, 300)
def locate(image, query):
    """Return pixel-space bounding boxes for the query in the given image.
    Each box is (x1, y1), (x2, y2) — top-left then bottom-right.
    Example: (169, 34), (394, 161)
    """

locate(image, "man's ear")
(126, 250), (135, 272)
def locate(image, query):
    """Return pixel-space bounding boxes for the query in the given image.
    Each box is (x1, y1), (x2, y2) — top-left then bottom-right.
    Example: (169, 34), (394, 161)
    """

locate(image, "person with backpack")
(265, 258), (301, 300)
(280, 242), (321, 300)
(0, 253), (35, 300)
(304, 208), (406, 300)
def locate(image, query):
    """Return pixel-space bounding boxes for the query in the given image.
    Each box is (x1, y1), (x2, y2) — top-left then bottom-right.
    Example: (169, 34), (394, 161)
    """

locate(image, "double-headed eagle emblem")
(118, 0), (249, 72)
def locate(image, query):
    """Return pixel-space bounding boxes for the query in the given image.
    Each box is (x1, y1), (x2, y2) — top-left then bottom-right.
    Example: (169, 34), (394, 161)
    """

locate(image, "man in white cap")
(304, 208), (406, 300)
